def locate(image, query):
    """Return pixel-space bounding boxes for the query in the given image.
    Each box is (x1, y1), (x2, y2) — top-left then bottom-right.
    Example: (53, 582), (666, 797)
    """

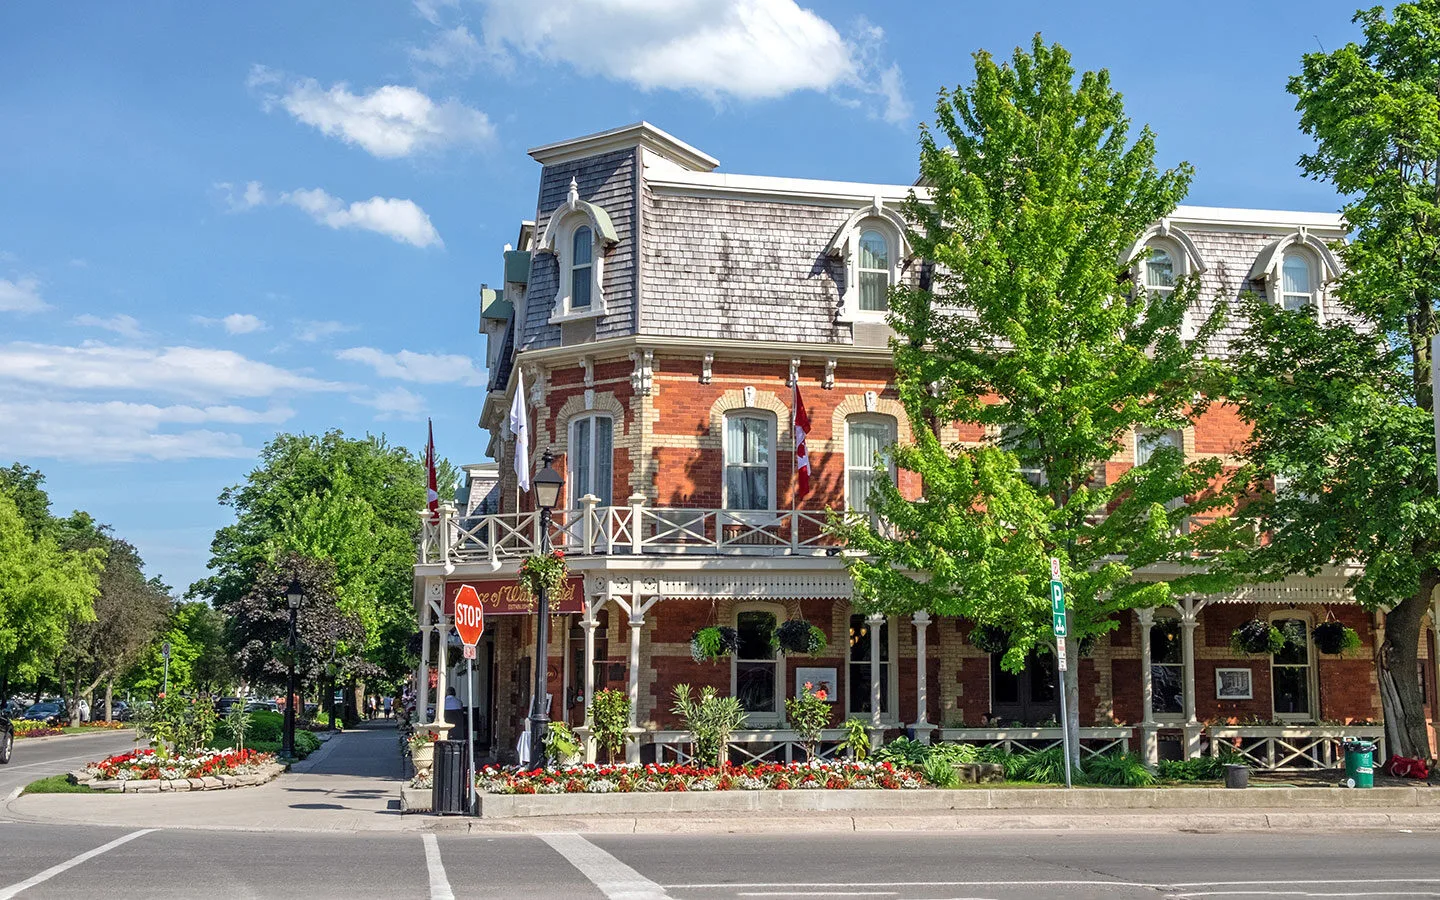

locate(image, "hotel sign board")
(443, 576), (585, 616)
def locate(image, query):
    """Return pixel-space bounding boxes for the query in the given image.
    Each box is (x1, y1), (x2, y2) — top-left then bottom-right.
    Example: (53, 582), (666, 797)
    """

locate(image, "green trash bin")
(1342, 738), (1375, 789)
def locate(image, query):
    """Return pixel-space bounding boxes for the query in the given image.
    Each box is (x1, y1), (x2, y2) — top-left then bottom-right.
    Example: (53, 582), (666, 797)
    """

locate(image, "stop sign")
(453, 584), (485, 646)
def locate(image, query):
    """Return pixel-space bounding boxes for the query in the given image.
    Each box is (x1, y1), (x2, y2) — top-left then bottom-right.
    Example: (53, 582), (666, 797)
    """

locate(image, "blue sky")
(0, 0), (1366, 592)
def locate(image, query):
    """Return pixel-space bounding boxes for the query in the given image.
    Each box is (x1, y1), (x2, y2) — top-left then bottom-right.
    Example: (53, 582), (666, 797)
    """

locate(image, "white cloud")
(0, 276), (48, 313)
(0, 398), (294, 462)
(253, 69), (495, 158)
(410, 26), (484, 72)
(469, 0), (908, 118)
(281, 188), (444, 248)
(413, 0), (459, 26)
(294, 319), (356, 342)
(73, 313), (143, 338)
(0, 341), (348, 401)
(360, 385), (427, 420)
(191, 313), (268, 334)
(336, 346), (483, 385)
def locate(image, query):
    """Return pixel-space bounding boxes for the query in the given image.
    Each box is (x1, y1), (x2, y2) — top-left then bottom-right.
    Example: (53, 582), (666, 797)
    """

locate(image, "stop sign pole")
(453, 585), (485, 815)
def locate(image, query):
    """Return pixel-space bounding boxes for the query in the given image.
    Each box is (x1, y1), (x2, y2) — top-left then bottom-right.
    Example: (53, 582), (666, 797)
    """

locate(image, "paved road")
(0, 730), (141, 804)
(0, 825), (1437, 899)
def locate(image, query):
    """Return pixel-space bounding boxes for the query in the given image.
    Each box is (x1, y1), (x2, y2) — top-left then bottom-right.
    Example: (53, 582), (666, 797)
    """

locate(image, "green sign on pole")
(1050, 580), (1067, 637)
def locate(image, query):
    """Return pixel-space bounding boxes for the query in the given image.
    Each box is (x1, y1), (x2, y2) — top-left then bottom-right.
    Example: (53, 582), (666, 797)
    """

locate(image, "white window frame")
(1279, 249), (1318, 313)
(721, 410), (778, 518)
(855, 227), (895, 316)
(567, 413), (613, 507)
(1150, 613), (1185, 722)
(845, 414), (898, 513)
(549, 213), (606, 323)
(830, 204), (910, 325)
(1268, 610), (1317, 723)
(1143, 239), (1182, 297)
(844, 612), (899, 723)
(999, 424), (1047, 488)
(732, 602), (785, 726)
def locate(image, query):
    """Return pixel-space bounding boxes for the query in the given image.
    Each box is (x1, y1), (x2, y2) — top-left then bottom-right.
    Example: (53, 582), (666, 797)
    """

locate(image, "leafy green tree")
(0, 463), (54, 538)
(1222, 0), (1440, 758)
(0, 485), (103, 701)
(838, 37), (1236, 769)
(125, 602), (233, 697)
(193, 431), (448, 714)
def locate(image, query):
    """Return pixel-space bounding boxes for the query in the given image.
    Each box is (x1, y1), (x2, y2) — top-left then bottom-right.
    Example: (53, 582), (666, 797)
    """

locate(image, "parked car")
(244, 700), (277, 713)
(0, 712), (12, 763)
(1, 699), (25, 718)
(214, 697), (242, 717)
(108, 701), (132, 722)
(21, 702), (71, 727)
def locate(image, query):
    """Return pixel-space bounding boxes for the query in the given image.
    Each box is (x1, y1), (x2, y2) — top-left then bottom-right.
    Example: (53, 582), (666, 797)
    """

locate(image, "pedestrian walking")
(77, 698), (89, 723)
(367, 695), (377, 720)
(383, 695), (393, 719)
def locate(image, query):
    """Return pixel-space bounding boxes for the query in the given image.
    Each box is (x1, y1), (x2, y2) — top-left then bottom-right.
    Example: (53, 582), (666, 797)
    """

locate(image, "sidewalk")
(4, 720), (426, 833)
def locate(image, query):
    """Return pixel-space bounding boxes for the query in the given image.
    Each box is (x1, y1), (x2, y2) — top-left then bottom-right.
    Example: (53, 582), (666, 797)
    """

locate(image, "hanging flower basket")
(690, 626), (738, 663)
(518, 550), (568, 605)
(969, 624), (1010, 655)
(1230, 618), (1286, 655)
(774, 619), (827, 656)
(1313, 621), (1362, 655)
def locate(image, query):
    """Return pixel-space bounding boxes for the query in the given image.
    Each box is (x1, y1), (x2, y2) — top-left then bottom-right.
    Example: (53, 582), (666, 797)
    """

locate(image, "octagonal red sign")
(453, 584), (485, 646)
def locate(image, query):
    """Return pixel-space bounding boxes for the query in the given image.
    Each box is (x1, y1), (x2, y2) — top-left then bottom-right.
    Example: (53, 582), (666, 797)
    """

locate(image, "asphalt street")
(0, 824), (1437, 899)
(0, 730), (142, 804)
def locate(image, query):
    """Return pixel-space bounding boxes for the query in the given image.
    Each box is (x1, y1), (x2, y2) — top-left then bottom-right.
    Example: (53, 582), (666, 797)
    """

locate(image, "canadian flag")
(793, 381), (811, 499)
(425, 418), (440, 523)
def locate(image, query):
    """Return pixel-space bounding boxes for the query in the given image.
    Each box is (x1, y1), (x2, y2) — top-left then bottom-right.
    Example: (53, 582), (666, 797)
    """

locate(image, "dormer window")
(1145, 244), (1176, 297)
(1280, 251), (1315, 311)
(537, 177), (619, 324)
(858, 229), (892, 312)
(571, 226), (593, 311)
(1123, 224), (1206, 337)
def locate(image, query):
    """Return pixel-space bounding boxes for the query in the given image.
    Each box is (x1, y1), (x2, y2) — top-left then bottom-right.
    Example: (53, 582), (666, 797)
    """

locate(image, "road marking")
(540, 832), (672, 900)
(0, 828), (155, 899)
(1169, 881), (1440, 888)
(737, 893), (897, 897)
(1172, 893), (1440, 899)
(671, 881), (1147, 890)
(422, 834), (454, 900)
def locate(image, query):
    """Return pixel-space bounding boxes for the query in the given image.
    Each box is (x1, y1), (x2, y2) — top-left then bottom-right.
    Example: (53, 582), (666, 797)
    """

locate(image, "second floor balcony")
(417, 496), (872, 566)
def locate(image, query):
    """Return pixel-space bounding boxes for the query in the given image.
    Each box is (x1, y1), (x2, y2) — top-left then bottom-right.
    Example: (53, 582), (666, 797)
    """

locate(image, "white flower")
(586, 779), (616, 794)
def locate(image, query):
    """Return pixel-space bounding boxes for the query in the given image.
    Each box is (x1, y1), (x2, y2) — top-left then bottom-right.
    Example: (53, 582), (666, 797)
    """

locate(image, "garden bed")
(68, 747), (285, 793)
(475, 761), (929, 795)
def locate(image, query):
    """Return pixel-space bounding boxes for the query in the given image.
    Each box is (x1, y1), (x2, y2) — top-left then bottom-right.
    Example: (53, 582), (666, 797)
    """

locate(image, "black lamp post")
(282, 577), (303, 760)
(526, 449), (565, 766)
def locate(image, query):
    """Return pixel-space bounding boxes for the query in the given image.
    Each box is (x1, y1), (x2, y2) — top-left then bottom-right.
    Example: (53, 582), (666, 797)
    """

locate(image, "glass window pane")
(572, 226), (592, 266)
(736, 611), (775, 660)
(1273, 667), (1310, 715)
(571, 267), (591, 309)
(1136, 430), (1180, 467)
(1273, 620), (1309, 665)
(571, 418), (590, 503)
(848, 468), (877, 513)
(1152, 664), (1184, 714)
(736, 663), (776, 713)
(859, 230), (888, 269)
(859, 271), (888, 312)
(1151, 620), (1183, 665)
(594, 417), (613, 504)
(1282, 253), (1310, 295)
(1146, 248), (1175, 289)
(1030, 653), (1056, 702)
(746, 468), (768, 510)
(991, 654), (1020, 704)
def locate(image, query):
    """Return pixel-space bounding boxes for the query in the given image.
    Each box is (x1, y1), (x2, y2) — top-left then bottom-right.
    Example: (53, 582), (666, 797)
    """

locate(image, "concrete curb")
(464, 785), (1440, 819)
(75, 762), (287, 793)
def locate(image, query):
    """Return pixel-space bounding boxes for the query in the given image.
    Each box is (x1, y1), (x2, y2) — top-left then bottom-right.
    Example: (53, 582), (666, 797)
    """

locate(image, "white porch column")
(415, 603), (432, 724)
(433, 613), (452, 737)
(1180, 597), (1201, 759)
(911, 611), (934, 743)
(577, 597), (600, 763)
(626, 596), (646, 764)
(1138, 607), (1158, 767)
(868, 613), (885, 746)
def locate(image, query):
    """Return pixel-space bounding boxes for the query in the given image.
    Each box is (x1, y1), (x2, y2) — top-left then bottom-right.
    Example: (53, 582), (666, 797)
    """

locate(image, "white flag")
(509, 368), (531, 492)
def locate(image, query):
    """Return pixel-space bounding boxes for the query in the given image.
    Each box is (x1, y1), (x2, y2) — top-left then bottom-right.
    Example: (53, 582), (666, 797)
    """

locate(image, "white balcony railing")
(645, 729), (851, 765)
(1207, 725), (1386, 771)
(419, 498), (876, 564)
(938, 727), (1132, 759)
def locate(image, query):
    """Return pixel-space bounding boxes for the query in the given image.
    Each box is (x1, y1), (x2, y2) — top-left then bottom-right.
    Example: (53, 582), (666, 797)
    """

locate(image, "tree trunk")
(1376, 584), (1434, 761)
(105, 679), (113, 723)
(346, 675), (363, 727)
(1062, 633), (1082, 774)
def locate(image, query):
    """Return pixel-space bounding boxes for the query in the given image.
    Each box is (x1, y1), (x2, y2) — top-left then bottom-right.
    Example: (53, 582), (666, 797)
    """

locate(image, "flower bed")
(85, 747), (274, 782)
(76, 721), (127, 730)
(14, 721), (64, 738)
(474, 761), (927, 795)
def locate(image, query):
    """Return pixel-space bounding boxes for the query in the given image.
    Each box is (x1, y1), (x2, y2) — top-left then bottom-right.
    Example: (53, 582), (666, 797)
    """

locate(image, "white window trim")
(844, 413), (898, 512)
(828, 201), (911, 325)
(721, 410), (778, 520)
(844, 612), (900, 724)
(1150, 614), (1186, 723)
(1249, 229), (1341, 324)
(1279, 249), (1319, 315)
(1268, 609), (1317, 724)
(537, 178), (617, 325)
(732, 602), (785, 726)
(1123, 221), (1207, 339)
(567, 413), (613, 507)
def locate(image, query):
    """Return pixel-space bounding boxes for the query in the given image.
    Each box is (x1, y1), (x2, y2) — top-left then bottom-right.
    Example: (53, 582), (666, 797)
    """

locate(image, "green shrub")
(588, 689), (631, 764)
(975, 745), (1026, 780)
(1015, 746), (1069, 784)
(922, 754), (960, 788)
(840, 717), (871, 761)
(672, 684), (747, 766)
(928, 742), (980, 766)
(1085, 752), (1156, 786)
(1158, 755), (1227, 782)
(874, 736), (930, 767)
(220, 709), (283, 745)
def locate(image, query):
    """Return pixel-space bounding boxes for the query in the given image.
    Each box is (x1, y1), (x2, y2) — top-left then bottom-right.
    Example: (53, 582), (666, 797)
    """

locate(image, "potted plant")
(408, 730), (439, 774)
(785, 682), (833, 761)
(1230, 618), (1286, 655)
(969, 624), (1010, 655)
(1313, 621), (1362, 655)
(672, 684), (747, 767)
(518, 550), (568, 605)
(544, 721), (583, 765)
(690, 625), (738, 663)
(774, 619), (827, 656)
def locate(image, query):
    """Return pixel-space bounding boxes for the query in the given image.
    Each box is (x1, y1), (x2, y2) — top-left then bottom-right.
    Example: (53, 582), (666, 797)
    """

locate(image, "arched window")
(567, 413), (612, 506)
(724, 413), (774, 511)
(846, 415), (897, 513)
(1280, 251), (1315, 311)
(858, 229), (891, 312)
(733, 606), (781, 721)
(1145, 245), (1176, 296)
(999, 424), (1046, 488)
(571, 226), (593, 311)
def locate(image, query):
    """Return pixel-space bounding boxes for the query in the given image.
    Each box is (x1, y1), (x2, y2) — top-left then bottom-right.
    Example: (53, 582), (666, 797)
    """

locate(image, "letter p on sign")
(453, 584), (485, 647)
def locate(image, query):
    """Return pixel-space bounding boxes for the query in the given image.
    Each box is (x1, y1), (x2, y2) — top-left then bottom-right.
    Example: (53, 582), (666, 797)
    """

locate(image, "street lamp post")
(282, 577), (303, 760)
(526, 450), (565, 767)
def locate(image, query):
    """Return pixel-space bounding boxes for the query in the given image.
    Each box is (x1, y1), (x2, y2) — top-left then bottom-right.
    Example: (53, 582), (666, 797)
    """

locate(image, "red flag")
(793, 381), (811, 499)
(426, 418), (439, 522)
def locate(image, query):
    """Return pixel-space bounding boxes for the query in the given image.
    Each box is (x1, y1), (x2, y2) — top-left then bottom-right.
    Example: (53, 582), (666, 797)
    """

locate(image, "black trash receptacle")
(432, 740), (470, 815)
(1224, 763), (1249, 789)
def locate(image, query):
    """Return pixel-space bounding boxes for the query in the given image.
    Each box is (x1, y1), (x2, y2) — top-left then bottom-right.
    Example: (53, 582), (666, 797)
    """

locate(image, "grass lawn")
(22, 774), (93, 795)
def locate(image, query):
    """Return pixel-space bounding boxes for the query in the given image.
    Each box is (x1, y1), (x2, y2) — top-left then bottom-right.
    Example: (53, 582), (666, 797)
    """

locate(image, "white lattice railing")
(420, 500), (876, 563)
(937, 727), (1133, 759)
(1207, 725), (1386, 771)
(645, 729), (850, 765)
